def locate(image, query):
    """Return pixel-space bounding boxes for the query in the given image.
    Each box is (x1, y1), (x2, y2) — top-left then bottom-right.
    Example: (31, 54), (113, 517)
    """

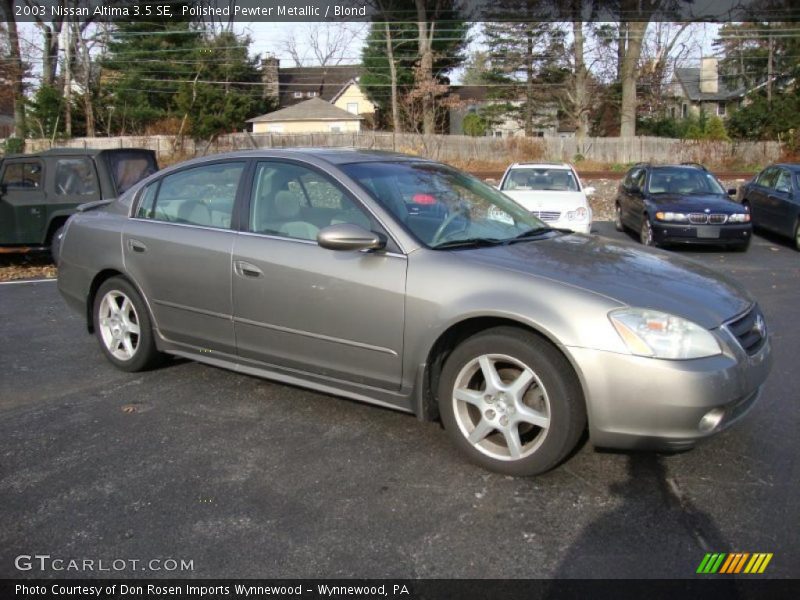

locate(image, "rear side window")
(106, 151), (158, 195)
(1, 161), (42, 190)
(54, 157), (99, 197)
(136, 162), (245, 229)
(775, 169), (792, 193)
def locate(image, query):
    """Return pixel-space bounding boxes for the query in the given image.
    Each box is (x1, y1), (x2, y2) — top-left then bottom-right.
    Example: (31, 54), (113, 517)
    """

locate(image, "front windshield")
(340, 161), (546, 248)
(501, 168), (578, 192)
(646, 167), (726, 195)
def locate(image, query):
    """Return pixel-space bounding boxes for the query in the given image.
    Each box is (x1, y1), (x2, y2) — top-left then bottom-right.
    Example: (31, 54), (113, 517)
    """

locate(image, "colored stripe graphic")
(700, 552), (773, 574)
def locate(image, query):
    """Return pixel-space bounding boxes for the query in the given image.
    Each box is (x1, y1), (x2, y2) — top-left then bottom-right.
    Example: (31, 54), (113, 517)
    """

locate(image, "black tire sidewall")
(92, 277), (159, 372)
(437, 327), (586, 477)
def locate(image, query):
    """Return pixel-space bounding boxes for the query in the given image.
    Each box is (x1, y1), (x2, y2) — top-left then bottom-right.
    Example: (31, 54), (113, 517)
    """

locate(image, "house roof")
(278, 65), (362, 106)
(673, 67), (745, 102)
(247, 97), (363, 123)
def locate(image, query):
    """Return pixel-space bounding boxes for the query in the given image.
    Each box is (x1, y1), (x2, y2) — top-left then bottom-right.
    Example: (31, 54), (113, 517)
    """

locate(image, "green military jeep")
(0, 148), (158, 260)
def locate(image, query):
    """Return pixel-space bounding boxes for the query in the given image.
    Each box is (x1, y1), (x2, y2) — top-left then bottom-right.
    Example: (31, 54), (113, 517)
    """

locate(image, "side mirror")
(628, 185), (641, 195)
(317, 223), (386, 252)
(583, 186), (595, 196)
(727, 188), (737, 196)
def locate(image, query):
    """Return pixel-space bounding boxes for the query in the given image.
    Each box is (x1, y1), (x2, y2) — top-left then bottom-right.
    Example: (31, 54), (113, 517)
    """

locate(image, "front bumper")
(652, 222), (752, 246)
(567, 330), (772, 451)
(548, 219), (592, 235)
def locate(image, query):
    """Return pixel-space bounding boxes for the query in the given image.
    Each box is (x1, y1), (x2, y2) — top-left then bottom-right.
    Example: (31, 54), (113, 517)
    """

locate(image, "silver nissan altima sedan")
(57, 149), (772, 476)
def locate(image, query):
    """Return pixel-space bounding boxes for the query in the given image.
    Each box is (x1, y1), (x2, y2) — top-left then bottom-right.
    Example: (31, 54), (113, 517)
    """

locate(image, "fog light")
(699, 408), (725, 432)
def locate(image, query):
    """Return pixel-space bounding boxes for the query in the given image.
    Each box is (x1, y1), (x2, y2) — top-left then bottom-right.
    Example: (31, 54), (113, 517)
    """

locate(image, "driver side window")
(249, 162), (373, 241)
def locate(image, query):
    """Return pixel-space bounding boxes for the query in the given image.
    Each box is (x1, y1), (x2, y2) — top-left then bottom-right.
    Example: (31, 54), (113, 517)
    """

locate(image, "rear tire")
(93, 277), (163, 372)
(437, 326), (586, 477)
(50, 224), (65, 264)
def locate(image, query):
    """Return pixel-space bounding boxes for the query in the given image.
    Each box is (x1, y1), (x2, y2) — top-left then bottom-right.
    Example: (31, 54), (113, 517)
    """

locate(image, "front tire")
(640, 216), (657, 247)
(795, 220), (800, 252)
(437, 327), (586, 476)
(614, 204), (625, 232)
(93, 277), (162, 372)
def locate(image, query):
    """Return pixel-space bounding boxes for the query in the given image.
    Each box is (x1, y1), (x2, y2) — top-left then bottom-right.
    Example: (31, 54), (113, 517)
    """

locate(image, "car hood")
(504, 190), (588, 212)
(456, 233), (752, 329)
(647, 193), (743, 213)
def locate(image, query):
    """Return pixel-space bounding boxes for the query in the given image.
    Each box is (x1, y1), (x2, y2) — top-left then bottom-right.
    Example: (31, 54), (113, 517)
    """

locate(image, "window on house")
(307, 91), (318, 97)
(682, 104), (688, 118)
(670, 107), (676, 119)
(493, 131), (503, 138)
(293, 91), (303, 98)
(330, 125), (342, 133)
(346, 102), (359, 115)
(266, 124), (283, 133)
(717, 103), (726, 116)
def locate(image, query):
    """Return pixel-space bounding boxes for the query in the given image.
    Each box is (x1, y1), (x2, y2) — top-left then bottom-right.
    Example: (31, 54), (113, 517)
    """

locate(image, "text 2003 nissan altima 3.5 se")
(57, 150), (773, 476)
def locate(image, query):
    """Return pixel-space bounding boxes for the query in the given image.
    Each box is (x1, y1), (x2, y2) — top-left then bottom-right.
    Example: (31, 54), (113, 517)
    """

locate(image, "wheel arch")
(414, 315), (588, 425)
(86, 270), (154, 336)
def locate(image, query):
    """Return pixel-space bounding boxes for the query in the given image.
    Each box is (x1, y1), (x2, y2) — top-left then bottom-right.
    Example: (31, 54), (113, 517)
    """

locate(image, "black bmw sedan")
(614, 164), (752, 250)
(737, 163), (800, 251)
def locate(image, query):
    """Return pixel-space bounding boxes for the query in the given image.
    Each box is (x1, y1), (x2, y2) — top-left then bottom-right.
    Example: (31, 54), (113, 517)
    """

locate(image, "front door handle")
(128, 239), (147, 253)
(234, 260), (263, 278)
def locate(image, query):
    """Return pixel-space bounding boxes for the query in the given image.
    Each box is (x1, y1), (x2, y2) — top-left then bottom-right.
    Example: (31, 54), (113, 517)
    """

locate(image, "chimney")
(261, 55), (280, 102)
(700, 57), (718, 94)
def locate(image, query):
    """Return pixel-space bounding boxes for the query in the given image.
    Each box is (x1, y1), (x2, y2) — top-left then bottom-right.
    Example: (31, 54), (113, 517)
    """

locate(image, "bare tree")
(414, 0), (439, 135)
(0, 0), (26, 137)
(280, 23), (365, 67)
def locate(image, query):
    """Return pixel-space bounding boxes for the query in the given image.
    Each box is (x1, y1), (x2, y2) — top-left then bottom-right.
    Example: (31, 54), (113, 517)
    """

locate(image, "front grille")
(533, 210), (561, 222)
(689, 213), (729, 224)
(726, 306), (767, 356)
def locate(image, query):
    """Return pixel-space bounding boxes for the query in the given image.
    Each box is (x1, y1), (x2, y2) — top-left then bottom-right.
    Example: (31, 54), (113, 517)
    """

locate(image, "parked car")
(737, 163), (800, 250)
(614, 163), (752, 250)
(58, 150), (771, 476)
(0, 147), (158, 261)
(498, 162), (594, 234)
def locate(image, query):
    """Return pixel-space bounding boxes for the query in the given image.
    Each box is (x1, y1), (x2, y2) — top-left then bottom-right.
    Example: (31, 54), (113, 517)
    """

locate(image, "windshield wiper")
(432, 237), (505, 250)
(506, 227), (568, 243)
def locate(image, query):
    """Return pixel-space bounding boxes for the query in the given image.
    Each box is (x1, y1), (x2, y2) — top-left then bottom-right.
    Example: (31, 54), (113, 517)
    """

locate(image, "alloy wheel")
(641, 219), (654, 246)
(451, 353), (551, 461)
(97, 290), (141, 361)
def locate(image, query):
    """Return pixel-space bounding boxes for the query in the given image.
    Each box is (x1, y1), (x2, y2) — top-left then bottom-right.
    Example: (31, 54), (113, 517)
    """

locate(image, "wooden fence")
(18, 132), (784, 168)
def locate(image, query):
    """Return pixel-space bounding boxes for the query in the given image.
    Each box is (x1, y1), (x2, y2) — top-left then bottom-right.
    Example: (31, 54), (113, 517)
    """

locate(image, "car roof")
(4, 147), (155, 159)
(508, 162), (571, 170)
(772, 163), (800, 171)
(155, 148), (433, 171)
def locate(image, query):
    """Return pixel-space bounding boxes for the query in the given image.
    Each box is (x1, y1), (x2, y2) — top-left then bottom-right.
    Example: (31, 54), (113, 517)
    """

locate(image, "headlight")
(609, 308), (722, 360)
(567, 207), (588, 221)
(728, 213), (751, 223)
(655, 211), (689, 222)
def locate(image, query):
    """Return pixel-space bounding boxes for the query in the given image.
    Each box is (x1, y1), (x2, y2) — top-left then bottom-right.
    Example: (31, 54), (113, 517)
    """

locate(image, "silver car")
(57, 150), (772, 476)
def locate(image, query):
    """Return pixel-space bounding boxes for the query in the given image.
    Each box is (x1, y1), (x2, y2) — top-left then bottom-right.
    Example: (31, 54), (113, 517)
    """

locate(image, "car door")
(123, 159), (248, 356)
(0, 158), (46, 245)
(748, 167), (776, 228)
(231, 160), (406, 390)
(621, 167), (646, 228)
(767, 168), (794, 236)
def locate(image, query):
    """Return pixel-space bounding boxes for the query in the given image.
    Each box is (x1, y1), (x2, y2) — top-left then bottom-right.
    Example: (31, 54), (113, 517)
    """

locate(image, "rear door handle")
(128, 239), (147, 253)
(234, 260), (263, 278)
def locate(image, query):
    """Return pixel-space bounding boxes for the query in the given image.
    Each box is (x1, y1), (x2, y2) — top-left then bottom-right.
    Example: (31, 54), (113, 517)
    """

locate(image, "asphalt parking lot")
(1, 223), (798, 579)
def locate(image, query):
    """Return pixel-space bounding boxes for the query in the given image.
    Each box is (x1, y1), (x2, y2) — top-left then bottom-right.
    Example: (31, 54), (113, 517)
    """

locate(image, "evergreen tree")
(482, 19), (568, 136)
(101, 16), (203, 134)
(360, 0), (468, 130)
(174, 32), (272, 140)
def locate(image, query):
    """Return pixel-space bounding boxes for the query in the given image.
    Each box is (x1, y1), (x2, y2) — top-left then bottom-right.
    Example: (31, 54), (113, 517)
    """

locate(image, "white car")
(498, 163), (594, 234)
